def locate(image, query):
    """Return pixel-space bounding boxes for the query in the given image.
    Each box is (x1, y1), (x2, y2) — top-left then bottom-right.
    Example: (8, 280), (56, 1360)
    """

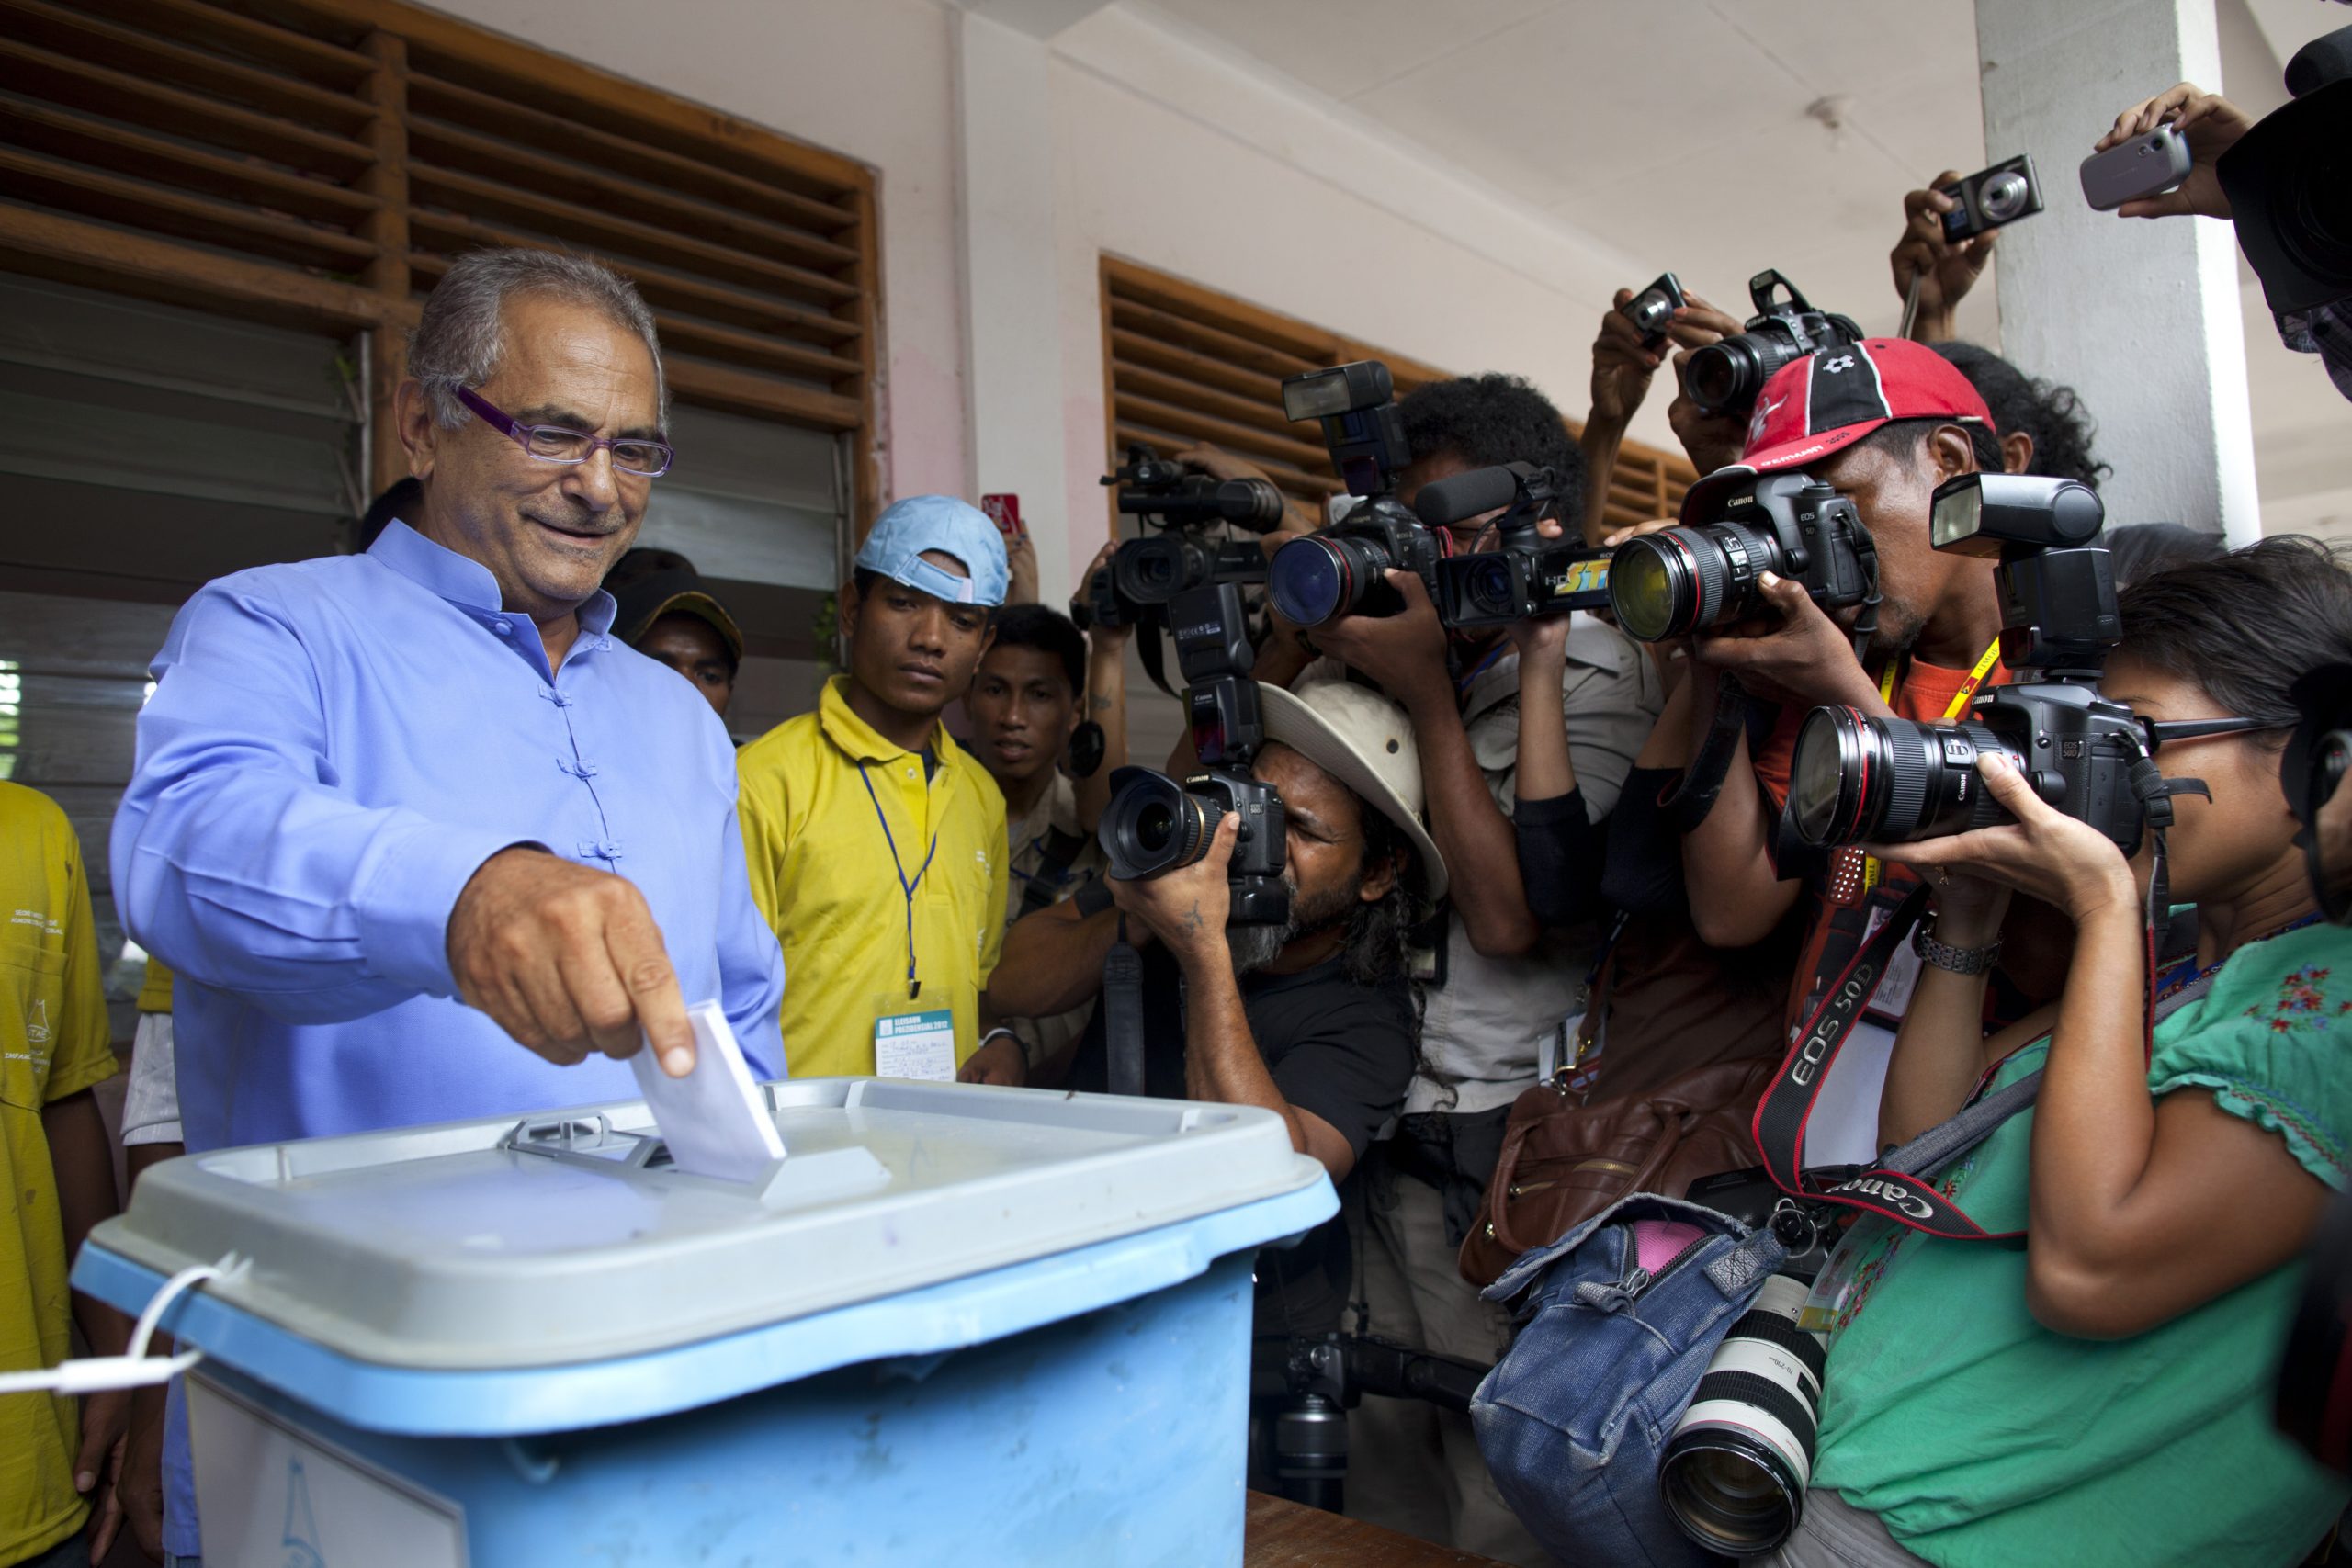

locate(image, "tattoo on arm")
(1183, 903), (1205, 933)
(1091, 694), (1114, 712)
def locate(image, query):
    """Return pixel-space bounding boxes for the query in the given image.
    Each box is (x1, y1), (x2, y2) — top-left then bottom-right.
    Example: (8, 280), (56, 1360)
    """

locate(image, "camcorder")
(1422, 462), (1612, 628)
(1266, 361), (1446, 628)
(1078, 444), (1283, 633)
(1606, 472), (1880, 649)
(1785, 474), (2181, 854)
(1097, 581), (1289, 926)
(1683, 270), (1863, 419)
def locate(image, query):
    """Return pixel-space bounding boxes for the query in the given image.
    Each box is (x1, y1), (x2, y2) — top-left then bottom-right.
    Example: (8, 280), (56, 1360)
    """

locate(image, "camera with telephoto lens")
(1785, 474), (2169, 853)
(1683, 270), (1863, 419)
(1079, 444), (1283, 632)
(1606, 471), (1879, 644)
(1622, 270), (1687, 348)
(1657, 1201), (1834, 1556)
(1938, 154), (2044, 243)
(1266, 360), (1446, 627)
(1423, 461), (1612, 627)
(1097, 581), (1290, 925)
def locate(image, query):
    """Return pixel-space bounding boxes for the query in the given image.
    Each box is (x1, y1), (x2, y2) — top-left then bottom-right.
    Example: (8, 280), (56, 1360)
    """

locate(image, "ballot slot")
(499, 1109), (895, 1211)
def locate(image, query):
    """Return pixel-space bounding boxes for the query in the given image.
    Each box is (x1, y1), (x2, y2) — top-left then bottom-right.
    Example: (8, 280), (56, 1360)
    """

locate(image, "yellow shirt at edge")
(737, 677), (1009, 1078)
(0, 782), (120, 1562)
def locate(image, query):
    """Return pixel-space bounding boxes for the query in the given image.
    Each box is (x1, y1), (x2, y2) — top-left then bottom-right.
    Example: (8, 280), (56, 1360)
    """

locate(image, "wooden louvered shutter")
(0, 0), (884, 544)
(1102, 255), (1697, 534)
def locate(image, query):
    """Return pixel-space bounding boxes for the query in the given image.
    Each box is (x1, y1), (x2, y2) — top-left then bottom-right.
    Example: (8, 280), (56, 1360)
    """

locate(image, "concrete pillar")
(955, 11), (1076, 604)
(1973, 0), (2262, 543)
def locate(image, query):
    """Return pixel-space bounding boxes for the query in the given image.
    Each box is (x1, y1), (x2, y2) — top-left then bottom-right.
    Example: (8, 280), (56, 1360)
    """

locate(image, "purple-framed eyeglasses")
(455, 386), (674, 478)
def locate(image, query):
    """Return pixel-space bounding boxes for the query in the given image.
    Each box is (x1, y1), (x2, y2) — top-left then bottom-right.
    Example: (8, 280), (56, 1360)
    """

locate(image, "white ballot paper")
(629, 1001), (786, 1183)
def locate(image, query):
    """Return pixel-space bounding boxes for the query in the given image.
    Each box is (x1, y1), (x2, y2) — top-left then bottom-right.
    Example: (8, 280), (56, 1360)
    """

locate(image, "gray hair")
(407, 248), (668, 430)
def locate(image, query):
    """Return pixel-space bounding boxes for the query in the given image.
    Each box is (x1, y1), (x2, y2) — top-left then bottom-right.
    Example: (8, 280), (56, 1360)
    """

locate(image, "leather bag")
(1458, 1056), (1776, 1289)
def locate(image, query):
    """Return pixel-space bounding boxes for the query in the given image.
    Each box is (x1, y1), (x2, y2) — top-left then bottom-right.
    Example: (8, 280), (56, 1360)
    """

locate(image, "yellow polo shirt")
(738, 677), (1009, 1078)
(1, 784), (119, 1563)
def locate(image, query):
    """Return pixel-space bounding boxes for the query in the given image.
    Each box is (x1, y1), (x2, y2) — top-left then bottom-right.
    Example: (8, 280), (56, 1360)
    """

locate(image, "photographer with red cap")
(1663, 338), (2024, 1163)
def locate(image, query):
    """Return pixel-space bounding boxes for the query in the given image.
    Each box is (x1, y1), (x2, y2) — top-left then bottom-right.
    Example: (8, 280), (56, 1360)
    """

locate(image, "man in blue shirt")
(109, 247), (786, 1563)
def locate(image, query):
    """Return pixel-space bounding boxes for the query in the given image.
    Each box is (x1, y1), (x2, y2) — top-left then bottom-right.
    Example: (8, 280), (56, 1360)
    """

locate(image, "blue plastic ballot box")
(74, 1077), (1335, 1567)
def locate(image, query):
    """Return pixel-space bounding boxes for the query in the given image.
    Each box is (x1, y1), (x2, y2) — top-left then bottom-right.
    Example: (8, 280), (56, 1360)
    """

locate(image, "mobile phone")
(1620, 272), (1687, 348)
(980, 492), (1025, 538)
(2079, 124), (2192, 211)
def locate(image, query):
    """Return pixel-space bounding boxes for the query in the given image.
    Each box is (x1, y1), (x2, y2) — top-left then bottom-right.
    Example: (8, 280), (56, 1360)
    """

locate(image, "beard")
(1227, 874), (1361, 978)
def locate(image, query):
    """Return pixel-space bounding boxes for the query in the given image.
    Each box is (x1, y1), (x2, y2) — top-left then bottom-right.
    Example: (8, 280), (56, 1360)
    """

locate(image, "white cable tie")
(0, 1255), (244, 1398)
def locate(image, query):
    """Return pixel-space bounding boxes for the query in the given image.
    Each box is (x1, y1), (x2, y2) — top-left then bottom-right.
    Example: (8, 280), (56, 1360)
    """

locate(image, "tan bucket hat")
(1260, 678), (1448, 904)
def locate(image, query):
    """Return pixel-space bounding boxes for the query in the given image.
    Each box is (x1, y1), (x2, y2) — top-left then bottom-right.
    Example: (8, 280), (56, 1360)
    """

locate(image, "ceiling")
(1122, 0), (2350, 532)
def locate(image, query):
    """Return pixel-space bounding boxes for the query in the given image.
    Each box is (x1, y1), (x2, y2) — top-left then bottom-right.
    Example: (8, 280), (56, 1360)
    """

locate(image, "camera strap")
(1136, 618), (1178, 698)
(1102, 915), (1148, 1098)
(1659, 675), (1753, 834)
(1753, 883), (2032, 1241)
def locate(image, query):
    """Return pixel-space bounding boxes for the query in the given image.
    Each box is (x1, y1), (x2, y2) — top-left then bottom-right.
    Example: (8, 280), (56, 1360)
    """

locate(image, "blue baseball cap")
(854, 494), (1009, 608)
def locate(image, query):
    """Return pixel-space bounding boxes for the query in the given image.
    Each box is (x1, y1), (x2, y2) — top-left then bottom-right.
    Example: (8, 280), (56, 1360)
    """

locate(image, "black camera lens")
(1114, 536), (1193, 606)
(1626, 287), (1676, 336)
(1608, 522), (1777, 643)
(1790, 707), (2022, 847)
(1269, 533), (1392, 628)
(1467, 557), (1516, 616)
(1979, 169), (2032, 223)
(1101, 768), (1222, 879)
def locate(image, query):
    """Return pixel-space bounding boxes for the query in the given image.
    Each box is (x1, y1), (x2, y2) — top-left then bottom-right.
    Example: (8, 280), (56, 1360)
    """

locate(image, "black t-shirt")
(1068, 939), (1416, 1337)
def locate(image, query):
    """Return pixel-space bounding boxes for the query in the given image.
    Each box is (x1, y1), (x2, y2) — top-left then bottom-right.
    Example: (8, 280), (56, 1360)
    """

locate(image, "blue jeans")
(1471, 1192), (1786, 1568)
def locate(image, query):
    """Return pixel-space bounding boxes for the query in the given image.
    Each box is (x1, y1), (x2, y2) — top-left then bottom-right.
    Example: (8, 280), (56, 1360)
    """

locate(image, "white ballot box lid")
(88, 1077), (1326, 1374)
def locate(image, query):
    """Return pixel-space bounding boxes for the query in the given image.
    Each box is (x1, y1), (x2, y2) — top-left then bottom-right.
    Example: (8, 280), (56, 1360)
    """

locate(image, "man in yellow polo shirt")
(2, 782), (131, 1568)
(738, 495), (1011, 1078)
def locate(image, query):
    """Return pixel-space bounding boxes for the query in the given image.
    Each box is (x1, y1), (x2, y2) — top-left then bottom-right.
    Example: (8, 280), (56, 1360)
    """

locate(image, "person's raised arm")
(1107, 818), (1359, 1177)
(2093, 84), (2250, 220)
(1891, 171), (1996, 344)
(1584, 287), (1746, 546)
(1314, 573), (1539, 959)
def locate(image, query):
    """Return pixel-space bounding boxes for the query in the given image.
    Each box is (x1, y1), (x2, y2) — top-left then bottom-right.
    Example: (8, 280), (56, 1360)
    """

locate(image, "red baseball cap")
(1680, 338), (1996, 522)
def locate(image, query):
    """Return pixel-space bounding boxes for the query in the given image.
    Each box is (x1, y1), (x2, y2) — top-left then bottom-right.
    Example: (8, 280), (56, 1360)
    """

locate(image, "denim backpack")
(1469, 1192), (1787, 1568)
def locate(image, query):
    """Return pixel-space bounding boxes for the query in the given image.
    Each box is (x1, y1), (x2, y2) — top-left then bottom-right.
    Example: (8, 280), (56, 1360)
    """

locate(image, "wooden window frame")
(0, 0), (887, 540)
(1100, 254), (1696, 536)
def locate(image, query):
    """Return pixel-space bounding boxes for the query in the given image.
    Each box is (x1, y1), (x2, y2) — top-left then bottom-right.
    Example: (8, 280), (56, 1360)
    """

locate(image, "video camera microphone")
(1412, 464), (1521, 526)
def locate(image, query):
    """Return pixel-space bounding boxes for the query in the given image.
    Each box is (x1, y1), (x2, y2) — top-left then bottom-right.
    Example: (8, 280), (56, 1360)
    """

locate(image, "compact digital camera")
(1682, 270), (1863, 419)
(1621, 270), (1686, 348)
(1606, 472), (1878, 643)
(1265, 361), (1446, 627)
(1938, 154), (2044, 242)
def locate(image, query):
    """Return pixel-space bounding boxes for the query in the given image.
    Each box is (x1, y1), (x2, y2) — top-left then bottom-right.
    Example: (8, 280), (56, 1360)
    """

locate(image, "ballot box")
(74, 1077), (1333, 1567)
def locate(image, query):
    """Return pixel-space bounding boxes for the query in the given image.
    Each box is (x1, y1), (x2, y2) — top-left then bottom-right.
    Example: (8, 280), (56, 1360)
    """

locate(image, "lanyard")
(1455, 638), (1510, 698)
(1855, 637), (2004, 897)
(857, 761), (939, 1000)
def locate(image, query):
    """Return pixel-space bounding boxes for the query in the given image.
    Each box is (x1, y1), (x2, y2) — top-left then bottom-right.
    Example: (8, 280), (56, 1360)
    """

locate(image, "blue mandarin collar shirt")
(112, 520), (787, 1152)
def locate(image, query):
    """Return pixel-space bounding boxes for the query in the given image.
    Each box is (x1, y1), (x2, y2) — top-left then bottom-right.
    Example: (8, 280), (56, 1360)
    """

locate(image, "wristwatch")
(1915, 917), (2002, 976)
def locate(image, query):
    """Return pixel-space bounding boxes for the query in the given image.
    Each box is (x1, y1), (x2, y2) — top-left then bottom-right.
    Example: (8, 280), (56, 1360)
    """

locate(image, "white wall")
(430, 0), (1656, 611)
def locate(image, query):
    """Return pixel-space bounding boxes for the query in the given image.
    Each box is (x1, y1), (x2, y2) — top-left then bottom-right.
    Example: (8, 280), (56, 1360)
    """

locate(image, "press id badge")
(1860, 901), (1925, 1026)
(874, 1009), (956, 1081)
